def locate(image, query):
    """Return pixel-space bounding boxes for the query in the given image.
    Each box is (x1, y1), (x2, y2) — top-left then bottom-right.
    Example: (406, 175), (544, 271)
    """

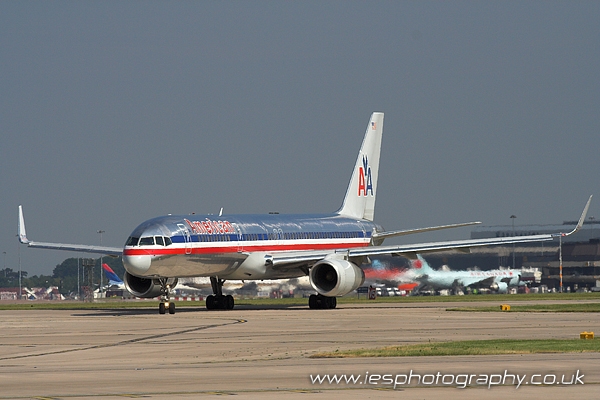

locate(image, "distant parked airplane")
(409, 254), (523, 294)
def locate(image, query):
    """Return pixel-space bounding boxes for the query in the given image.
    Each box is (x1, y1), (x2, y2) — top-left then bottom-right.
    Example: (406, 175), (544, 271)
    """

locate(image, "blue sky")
(1, 1), (599, 276)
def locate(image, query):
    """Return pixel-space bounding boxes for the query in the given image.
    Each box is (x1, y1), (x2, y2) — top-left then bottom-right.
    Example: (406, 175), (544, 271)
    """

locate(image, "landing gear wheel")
(206, 277), (234, 310)
(206, 294), (234, 310)
(327, 296), (337, 309)
(309, 294), (318, 309)
(158, 277), (177, 315)
(308, 294), (337, 309)
(225, 295), (235, 310)
(206, 295), (216, 310)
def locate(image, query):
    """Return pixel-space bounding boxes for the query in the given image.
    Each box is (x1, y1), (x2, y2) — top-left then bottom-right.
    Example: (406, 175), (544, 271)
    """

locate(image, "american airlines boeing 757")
(18, 113), (592, 314)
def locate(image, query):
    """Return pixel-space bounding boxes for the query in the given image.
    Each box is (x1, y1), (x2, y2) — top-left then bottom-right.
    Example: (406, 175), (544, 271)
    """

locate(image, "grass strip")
(0, 292), (599, 310)
(311, 339), (600, 358)
(447, 303), (600, 313)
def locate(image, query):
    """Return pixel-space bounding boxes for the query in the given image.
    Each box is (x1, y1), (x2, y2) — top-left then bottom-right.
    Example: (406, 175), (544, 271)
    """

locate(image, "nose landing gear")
(158, 278), (176, 315)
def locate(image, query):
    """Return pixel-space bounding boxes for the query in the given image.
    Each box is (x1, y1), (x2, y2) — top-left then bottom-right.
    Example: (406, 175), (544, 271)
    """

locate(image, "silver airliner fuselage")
(123, 213), (382, 280)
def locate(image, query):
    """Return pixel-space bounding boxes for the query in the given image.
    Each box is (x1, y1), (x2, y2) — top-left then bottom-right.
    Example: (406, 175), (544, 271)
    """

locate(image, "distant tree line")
(0, 257), (125, 295)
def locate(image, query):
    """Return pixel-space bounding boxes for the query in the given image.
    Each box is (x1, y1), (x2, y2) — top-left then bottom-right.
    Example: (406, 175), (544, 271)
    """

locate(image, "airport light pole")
(97, 230), (105, 298)
(2, 251), (5, 277)
(77, 257), (80, 301)
(17, 236), (22, 300)
(559, 234), (563, 293)
(510, 215), (516, 269)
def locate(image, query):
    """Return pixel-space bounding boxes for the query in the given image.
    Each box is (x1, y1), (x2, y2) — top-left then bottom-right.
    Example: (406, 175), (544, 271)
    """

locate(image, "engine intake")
(490, 281), (508, 293)
(123, 272), (178, 298)
(309, 258), (365, 297)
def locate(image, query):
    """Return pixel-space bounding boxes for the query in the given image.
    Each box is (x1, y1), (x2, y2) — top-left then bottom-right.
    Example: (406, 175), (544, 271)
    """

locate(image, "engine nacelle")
(490, 281), (508, 293)
(309, 258), (365, 297)
(123, 272), (178, 298)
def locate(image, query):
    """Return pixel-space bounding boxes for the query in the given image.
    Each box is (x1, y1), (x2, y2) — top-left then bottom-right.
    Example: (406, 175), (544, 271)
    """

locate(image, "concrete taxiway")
(0, 301), (598, 399)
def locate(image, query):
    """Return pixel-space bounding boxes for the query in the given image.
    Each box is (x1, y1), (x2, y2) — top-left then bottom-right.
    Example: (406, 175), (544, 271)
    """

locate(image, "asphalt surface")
(0, 300), (598, 399)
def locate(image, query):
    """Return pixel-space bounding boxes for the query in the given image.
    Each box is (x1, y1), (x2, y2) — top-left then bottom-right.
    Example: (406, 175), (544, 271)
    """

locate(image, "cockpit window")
(126, 236), (139, 246)
(139, 236), (155, 246)
(128, 235), (171, 246)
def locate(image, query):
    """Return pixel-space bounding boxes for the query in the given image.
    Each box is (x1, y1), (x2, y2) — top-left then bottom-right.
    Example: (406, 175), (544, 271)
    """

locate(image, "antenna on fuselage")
(219, 207), (223, 217)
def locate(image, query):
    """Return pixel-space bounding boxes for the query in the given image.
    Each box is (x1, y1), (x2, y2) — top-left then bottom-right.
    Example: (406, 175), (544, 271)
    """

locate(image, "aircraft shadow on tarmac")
(72, 303), (311, 317)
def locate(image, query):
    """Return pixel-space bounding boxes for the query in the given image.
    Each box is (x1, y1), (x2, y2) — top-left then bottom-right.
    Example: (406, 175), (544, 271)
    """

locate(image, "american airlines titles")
(468, 271), (514, 277)
(185, 218), (235, 235)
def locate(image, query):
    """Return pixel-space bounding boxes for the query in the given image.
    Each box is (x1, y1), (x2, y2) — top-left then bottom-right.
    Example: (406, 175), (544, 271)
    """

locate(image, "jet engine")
(309, 258), (365, 297)
(123, 272), (178, 298)
(490, 281), (508, 293)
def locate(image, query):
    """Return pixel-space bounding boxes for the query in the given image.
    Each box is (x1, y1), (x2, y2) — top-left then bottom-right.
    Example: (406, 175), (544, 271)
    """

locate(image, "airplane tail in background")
(102, 263), (124, 286)
(412, 254), (435, 275)
(337, 112), (384, 221)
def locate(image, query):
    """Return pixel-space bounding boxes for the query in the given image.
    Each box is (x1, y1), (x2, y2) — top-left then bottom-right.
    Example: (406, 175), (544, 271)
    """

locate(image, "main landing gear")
(308, 294), (337, 309)
(206, 277), (234, 310)
(158, 278), (176, 315)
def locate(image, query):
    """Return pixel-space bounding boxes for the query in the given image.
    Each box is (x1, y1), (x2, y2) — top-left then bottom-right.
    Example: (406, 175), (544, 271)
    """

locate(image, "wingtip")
(18, 205), (29, 244)
(577, 195), (593, 228)
(565, 195), (593, 236)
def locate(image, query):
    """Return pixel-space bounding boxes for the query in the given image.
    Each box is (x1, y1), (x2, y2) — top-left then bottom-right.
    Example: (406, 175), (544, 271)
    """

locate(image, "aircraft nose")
(122, 255), (152, 276)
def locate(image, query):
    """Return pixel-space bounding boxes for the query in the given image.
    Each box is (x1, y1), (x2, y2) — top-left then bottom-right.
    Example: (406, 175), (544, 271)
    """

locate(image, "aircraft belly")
(146, 253), (247, 278)
(221, 268), (305, 280)
(217, 252), (306, 280)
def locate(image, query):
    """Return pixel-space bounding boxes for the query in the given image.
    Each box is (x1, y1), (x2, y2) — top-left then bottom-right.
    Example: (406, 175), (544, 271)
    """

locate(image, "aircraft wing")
(20, 241), (122, 256)
(270, 234), (554, 268)
(459, 276), (497, 289)
(346, 233), (557, 259)
(371, 221), (481, 241)
(18, 206), (122, 256)
(272, 195), (592, 268)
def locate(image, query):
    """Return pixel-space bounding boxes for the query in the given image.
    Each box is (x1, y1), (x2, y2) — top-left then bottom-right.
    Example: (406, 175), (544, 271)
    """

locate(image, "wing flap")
(266, 234), (554, 269)
(372, 221), (481, 241)
(348, 234), (555, 258)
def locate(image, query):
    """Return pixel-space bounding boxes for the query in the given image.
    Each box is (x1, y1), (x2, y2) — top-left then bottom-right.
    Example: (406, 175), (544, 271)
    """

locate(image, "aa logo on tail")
(358, 155), (374, 196)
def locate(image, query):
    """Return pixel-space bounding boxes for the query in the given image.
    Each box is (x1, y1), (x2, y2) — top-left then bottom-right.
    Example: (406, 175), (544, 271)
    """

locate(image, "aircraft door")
(273, 228), (284, 247)
(177, 223), (192, 255)
(357, 221), (368, 242)
(235, 224), (244, 253)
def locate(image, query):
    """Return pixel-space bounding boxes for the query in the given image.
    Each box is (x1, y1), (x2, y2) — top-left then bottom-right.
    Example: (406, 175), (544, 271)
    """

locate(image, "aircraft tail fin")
(412, 254), (435, 274)
(337, 112), (384, 221)
(102, 263), (124, 285)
